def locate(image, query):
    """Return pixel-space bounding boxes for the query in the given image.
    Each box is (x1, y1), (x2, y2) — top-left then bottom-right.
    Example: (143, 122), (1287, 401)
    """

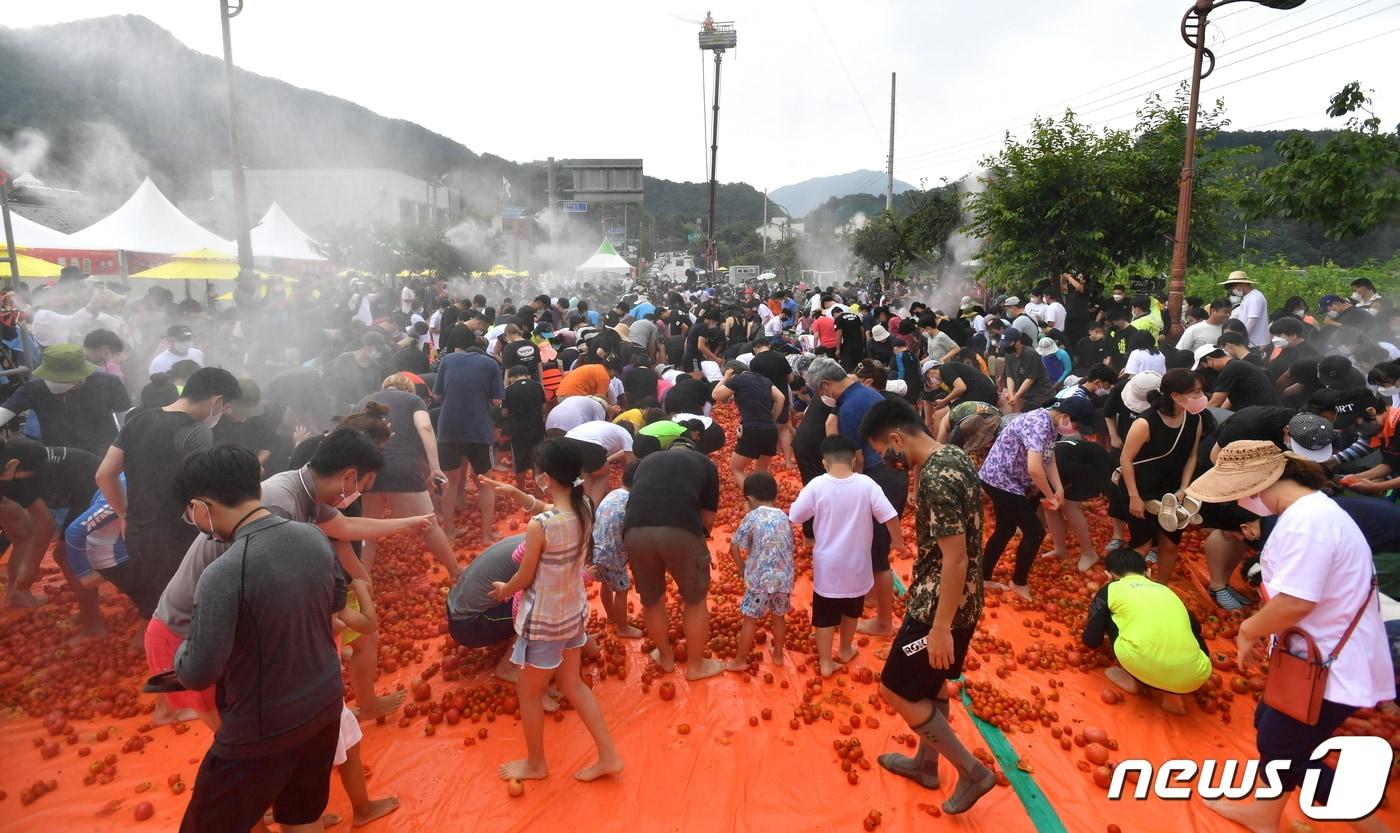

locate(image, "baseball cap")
(360, 331), (389, 350)
(1317, 355), (1353, 389)
(1285, 413), (1338, 463)
(920, 359), (941, 376)
(871, 324), (891, 342)
(167, 324), (194, 340)
(1317, 294), (1346, 312)
(1050, 396), (1098, 434)
(999, 331), (1022, 349)
(1193, 343), (1225, 369)
(1003, 296), (1023, 308)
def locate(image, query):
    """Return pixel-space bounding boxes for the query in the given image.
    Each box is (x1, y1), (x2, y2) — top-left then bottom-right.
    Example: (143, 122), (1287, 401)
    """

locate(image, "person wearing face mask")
(1199, 338), (1280, 411)
(1266, 316), (1319, 381)
(1222, 271), (1270, 349)
(1351, 278), (1383, 314)
(1186, 440), (1392, 833)
(1000, 331), (1055, 412)
(1176, 299), (1232, 354)
(978, 397), (1095, 601)
(95, 367), (242, 625)
(169, 445), (352, 833)
(1368, 362), (1400, 409)
(1318, 293), (1377, 333)
(149, 426), (431, 729)
(148, 324), (205, 377)
(1098, 284), (1130, 326)
(1109, 369), (1207, 585)
(0, 343), (131, 456)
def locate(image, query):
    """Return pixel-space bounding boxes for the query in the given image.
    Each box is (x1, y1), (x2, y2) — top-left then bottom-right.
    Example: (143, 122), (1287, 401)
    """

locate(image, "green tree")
(966, 87), (1243, 287)
(765, 236), (800, 281)
(1241, 82), (1400, 240)
(851, 212), (906, 283)
(902, 187), (963, 267)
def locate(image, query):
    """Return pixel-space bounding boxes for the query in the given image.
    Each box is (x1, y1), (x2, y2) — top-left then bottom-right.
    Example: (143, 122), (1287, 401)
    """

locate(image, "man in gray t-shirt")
(446, 535), (524, 673)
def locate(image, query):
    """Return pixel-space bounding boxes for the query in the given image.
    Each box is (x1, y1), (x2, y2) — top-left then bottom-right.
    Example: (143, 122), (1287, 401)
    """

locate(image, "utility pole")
(886, 71), (896, 212)
(220, 0), (254, 272)
(762, 187), (768, 257)
(699, 17), (737, 276)
(546, 156), (556, 213)
(0, 173), (19, 290)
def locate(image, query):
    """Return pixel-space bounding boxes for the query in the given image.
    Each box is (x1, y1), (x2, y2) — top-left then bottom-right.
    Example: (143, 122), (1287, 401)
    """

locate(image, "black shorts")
(866, 464), (909, 573)
(439, 441), (492, 476)
(880, 619), (975, 703)
(563, 438), (609, 473)
(446, 600), (516, 648)
(510, 434), (543, 474)
(179, 716), (338, 833)
(735, 422), (779, 459)
(1107, 483), (1187, 548)
(811, 591), (865, 628)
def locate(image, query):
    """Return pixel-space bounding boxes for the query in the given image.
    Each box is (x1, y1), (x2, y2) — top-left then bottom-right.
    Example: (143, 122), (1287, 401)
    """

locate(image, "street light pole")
(220, 0), (254, 273)
(1166, 0), (1305, 339)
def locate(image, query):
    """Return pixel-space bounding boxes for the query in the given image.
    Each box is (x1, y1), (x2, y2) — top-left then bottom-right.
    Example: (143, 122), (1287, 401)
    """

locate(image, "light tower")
(698, 13), (736, 277)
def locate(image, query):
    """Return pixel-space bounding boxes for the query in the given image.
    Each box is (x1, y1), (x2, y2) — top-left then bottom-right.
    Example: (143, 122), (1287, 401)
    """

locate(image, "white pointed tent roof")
(576, 239), (632, 274)
(65, 177), (234, 255)
(7, 211), (73, 249)
(250, 202), (325, 261)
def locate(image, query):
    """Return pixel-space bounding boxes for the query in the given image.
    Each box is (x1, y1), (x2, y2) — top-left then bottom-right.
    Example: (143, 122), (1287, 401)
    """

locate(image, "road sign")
(501, 207), (525, 219)
(606, 227), (626, 244)
(687, 232), (703, 244)
(562, 201), (588, 213)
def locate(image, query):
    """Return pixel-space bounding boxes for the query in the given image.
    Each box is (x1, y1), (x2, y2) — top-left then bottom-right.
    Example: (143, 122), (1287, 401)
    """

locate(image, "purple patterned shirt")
(978, 409), (1056, 496)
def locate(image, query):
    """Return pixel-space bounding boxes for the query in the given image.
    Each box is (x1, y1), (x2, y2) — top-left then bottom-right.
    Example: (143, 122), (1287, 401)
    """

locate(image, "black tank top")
(1129, 408), (1199, 494)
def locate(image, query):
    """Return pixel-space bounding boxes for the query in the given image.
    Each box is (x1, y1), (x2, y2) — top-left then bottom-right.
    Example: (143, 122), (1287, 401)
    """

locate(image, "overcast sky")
(9, 0), (1400, 192)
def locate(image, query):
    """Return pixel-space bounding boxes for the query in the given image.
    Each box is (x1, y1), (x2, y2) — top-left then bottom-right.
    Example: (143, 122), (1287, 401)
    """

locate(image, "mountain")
(0, 15), (776, 231)
(770, 170), (916, 219)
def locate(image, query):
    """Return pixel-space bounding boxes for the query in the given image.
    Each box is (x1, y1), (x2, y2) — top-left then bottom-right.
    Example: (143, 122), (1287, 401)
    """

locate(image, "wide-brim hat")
(230, 377), (265, 419)
(1120, 371), (1162, 414)
(33, 343), (96, 384)
(1219, 270), (1253, 286)
(1186, 439), (1293, 503)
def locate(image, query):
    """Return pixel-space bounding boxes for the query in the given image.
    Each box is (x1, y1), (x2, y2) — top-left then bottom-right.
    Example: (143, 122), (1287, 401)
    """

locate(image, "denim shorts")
(510, 618), (588, 670)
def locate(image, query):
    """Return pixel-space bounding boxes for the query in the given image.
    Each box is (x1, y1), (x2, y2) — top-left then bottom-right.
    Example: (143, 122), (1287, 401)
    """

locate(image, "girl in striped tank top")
(489, 439), (623, 783)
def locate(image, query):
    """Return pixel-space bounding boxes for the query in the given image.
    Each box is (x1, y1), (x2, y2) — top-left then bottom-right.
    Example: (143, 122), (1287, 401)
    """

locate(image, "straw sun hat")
(1186, 439), (1296, 503)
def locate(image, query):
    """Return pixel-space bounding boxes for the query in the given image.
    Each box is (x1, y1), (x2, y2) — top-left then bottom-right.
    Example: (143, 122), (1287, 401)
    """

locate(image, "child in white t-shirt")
(788, 435), (906, 677)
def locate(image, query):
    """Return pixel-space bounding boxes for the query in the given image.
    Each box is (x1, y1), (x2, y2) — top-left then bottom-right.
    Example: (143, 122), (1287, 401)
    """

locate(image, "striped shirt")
(515, 508), (590, 641)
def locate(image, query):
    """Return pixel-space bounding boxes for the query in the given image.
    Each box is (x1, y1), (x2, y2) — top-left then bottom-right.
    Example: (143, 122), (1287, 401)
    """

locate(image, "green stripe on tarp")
(959, 686), (1068, 833)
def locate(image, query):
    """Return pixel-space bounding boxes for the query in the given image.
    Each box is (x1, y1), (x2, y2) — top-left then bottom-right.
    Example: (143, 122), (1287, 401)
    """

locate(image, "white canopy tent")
(250, 202), (325, 261)
(6, 211), (74, 249)
(65, 177), (234, 255)
(576, 239), (632, 274)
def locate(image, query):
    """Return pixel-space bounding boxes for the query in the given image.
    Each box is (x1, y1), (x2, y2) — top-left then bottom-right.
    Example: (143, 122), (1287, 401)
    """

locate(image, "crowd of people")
(0, 263), (1395, 831)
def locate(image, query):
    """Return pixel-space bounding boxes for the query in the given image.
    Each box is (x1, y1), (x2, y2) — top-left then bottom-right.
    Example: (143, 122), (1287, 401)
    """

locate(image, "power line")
(897, 1), (1398, 170)
(894, 0), (1334, 159)
(809, 0), (886, 148)
(901, 23), (1400, 181)
(890, 0), (1372, 164)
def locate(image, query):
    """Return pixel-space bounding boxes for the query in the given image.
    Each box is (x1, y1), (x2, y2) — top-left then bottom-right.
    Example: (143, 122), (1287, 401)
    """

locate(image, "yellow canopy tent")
(471, 264), (527, 278)
(0, 247), (63, 279)
(129, 248), (242, 281)
(212, 276), (300, 301)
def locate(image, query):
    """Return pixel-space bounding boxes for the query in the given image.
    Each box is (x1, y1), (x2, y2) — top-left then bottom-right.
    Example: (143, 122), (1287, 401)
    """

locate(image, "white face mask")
(1352, 292), (1364, 302)
(820, 395), (837, 408)
(44, 380), (78, 394)
(203, 398), (223, 429)
(1230, 288), (1243, 298)
(1237, 493), (1273, 517)
(1326, 310), (1340, 320)
(172, 339), (193, 355)
(1111, 294), (1124, 302)
(1271, 336), (1288, 349)
(1379, 386), (1399, 397)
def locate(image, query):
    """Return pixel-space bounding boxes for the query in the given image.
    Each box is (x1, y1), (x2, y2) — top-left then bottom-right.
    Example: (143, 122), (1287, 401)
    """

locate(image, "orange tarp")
(1, 401), (1397, 833)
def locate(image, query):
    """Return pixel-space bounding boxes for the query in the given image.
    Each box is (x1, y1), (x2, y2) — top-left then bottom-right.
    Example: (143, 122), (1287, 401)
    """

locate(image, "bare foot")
(322, 813), (342, 827)
(685, 658), (724, 681)
(152, 704), (198, 727)
(1160, 693), (1187, 716)
(574, 753), (624, 782)
(67, 619), (110, 644)
(613, 623), (644, 639)
(1076, 552), (1100, 573)
(771, 647), (785, 666)
(1041, 549), (1068, 560)
(540, 694), (560, 714)
(856, 619), (896, 637)
(649, 647), (676, 673)
(1203, 798), (1282, 833)
(819, 660), (840, 678)
(499, 758), (548, 781)
(723, 658), (748, 674)
(354, 690), (407, 721)
(1104, 665), (1141, 694)
(352, 797), (399, 827)
(837, 645), (859, 664)
(494, 661), (520, 684)
(4, 590), (45, 609)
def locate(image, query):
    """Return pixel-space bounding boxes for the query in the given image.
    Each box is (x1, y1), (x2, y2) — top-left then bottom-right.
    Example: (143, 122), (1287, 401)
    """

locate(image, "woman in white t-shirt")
(1120, 329), (1166, 377)
(1188, 440), (1392, 833)
(564, 419), (635, 506)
